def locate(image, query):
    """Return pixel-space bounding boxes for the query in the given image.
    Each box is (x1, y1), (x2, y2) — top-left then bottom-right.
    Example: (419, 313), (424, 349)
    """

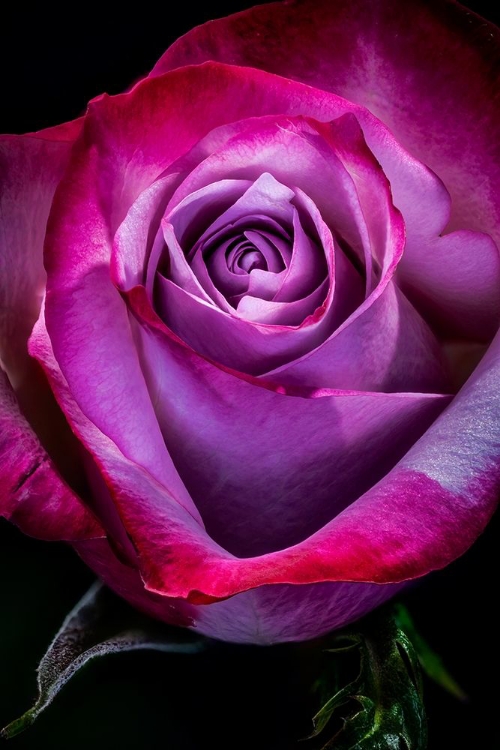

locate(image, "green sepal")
(1, 581), (207, 739)
(310, 604), (427, 750)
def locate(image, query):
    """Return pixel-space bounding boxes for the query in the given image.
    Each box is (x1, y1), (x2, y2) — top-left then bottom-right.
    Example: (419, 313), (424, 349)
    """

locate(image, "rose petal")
(128, 286), (450, 557)
(187, 579), (406, 644)
(398, 229), (500, 341)
(0, 124), (103, 540)
(272, 209), (326, 303)
(153, 8), (500, 339)
(265, 281), (451, 393)
(165, 115), (374, 291)
(108, 296), (500, 607)
(162, 218), (233, 312)
(43, 269), (202, 524)
(234, 278), (329, 326)
(41, 132), (202, 523)
(76, 534), (404, 643)
(30, 316), (211, 552)
(0, 131), (75, 391)
(161, 179), (254, 312)
(0, 370), (102, 541)
(111, 173), (180, 290)
(155, 187), (344, 375)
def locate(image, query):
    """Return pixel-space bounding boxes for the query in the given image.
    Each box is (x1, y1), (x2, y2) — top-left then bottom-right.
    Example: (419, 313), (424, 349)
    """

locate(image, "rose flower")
(1, 0), (499, 643)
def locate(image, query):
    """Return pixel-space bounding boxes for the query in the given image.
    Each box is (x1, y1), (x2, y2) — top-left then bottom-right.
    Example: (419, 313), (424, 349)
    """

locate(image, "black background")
(1, 2), (499, 748)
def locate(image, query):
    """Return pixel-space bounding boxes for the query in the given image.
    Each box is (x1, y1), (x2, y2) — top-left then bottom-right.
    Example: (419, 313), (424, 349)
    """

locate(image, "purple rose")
(1, 0), (499, 644)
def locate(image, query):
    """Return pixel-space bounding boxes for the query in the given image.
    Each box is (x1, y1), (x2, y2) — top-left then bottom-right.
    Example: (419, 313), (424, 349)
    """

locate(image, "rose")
(1, 0), (499, 646)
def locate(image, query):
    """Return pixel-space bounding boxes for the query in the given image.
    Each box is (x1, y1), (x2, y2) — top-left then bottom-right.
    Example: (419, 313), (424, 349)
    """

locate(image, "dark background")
(1, 2), (499, 748)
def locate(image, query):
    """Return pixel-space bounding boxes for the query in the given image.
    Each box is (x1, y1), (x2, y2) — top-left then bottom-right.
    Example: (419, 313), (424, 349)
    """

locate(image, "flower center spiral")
(151, 173), (341, 327)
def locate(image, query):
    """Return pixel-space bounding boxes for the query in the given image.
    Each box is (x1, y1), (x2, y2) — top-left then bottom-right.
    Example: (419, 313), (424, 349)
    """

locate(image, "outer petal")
(75, 535), (404, 643)
(0, 123), (101, 541)
(0, 370), (102, 540)
(29, 315), (231, 567)
(128, 287), (450, 556)
(63, 291), (500, 605)
(148, 326), (500, 600)
(151, 0), (500, 245)
(398, 229), (500, 340)
(42, 130), (202, 523)
(32, 304), (500, 641)
(184, 579), (406, 644)
(0, 130), (76, 390)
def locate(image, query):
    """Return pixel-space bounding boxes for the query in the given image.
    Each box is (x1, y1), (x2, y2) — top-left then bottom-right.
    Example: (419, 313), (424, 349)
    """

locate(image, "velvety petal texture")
(2, 0), (499, 645)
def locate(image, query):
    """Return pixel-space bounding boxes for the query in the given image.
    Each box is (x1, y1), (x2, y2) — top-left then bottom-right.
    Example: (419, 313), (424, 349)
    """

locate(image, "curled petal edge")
(30, 302), (500, 602)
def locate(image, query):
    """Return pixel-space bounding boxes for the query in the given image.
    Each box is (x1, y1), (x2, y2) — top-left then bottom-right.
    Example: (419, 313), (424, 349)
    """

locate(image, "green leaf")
(1, 581), (207, 739)
(309, 605), (428, 750)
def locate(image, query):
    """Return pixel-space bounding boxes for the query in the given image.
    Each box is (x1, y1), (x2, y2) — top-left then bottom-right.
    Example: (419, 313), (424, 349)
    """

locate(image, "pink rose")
(1, 0), (499, 644)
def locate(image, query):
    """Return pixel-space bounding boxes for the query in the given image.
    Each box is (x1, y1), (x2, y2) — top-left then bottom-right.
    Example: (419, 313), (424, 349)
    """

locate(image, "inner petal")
(273, 208), (327, 302)
(166, 173), (315, 314)
(236, 245), (266, 273)
(202, 223), (289, 301)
